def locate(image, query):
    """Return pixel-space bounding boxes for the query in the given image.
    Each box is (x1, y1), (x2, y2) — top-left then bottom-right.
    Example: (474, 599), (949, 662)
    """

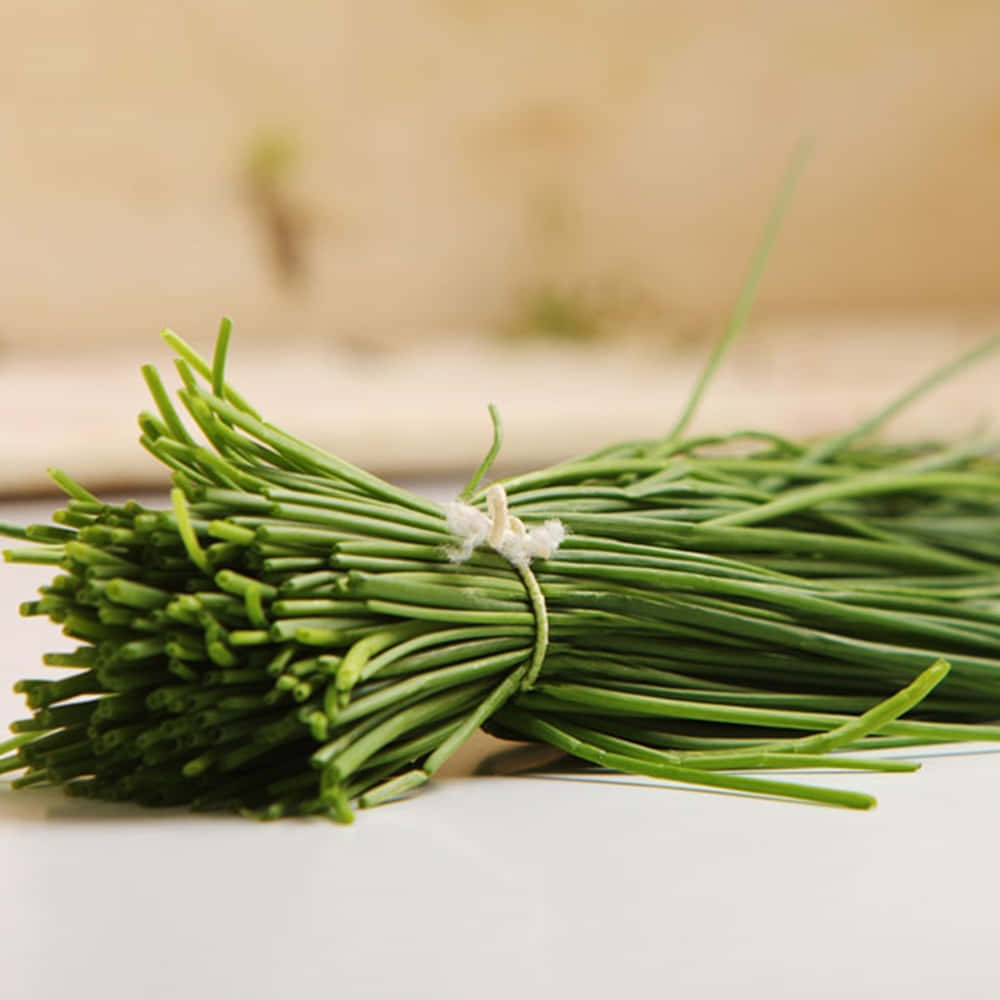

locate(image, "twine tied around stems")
(445, 484), (565, 568)
(445, 484), (564, 690)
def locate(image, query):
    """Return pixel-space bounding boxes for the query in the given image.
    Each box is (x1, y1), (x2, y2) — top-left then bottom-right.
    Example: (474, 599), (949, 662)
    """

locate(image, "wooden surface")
(2, 2), (1000, 352)
(1, 319), (996, 495)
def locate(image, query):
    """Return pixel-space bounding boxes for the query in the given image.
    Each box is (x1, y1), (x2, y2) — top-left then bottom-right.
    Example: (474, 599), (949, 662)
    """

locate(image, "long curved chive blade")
(776, 659), (951, 756)
(498, 708), (876, 810)
(663, 138), (810, 445)
(803, 333), (1000, 469)
(170, 487), (210, 574)
(460, 403), (503, 500)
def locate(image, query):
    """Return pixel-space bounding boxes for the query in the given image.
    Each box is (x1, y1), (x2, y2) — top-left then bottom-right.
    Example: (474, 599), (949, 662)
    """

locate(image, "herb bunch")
(1, 317), (999, 820)
(3, 150), (1000, 820)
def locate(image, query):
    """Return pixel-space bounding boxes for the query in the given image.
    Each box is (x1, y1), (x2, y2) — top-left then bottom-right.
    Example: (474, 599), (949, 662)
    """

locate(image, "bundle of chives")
(3, 161), (1000, 820)
(1, 317), (997, 820)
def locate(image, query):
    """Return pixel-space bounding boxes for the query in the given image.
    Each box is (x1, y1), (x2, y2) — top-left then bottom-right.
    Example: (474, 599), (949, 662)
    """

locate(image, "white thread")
(445, 484), (565, 568)
(486, 485), (509, 550)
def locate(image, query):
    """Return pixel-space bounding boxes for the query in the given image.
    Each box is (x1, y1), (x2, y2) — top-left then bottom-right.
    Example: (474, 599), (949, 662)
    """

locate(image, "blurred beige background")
(1, 1), (999, 491)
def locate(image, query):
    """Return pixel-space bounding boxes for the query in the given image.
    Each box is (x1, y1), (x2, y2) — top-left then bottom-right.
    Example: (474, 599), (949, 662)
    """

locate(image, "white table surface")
(2, 495), (1000, 1000)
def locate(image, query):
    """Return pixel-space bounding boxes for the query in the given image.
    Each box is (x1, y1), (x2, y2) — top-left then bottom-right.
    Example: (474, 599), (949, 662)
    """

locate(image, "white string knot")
(445, 484), (565, 568)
